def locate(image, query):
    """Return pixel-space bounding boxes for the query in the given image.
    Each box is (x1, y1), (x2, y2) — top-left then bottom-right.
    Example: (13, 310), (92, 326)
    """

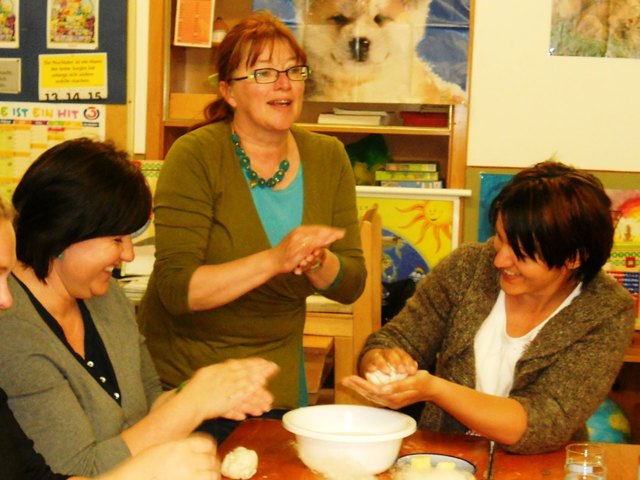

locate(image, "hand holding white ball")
(365, 365), (408, 385)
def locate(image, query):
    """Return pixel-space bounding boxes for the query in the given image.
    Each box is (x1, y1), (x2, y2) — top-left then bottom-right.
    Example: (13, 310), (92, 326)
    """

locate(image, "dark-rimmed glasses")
(230, 65), (310, 84)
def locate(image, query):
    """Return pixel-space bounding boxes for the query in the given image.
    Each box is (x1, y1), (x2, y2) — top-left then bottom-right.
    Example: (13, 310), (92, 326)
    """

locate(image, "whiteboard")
(466, 1), (640, 172)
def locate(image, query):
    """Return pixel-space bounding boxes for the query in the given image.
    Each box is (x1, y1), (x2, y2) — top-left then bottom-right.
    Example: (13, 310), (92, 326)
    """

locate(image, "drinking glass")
(564, 443), (607, 480)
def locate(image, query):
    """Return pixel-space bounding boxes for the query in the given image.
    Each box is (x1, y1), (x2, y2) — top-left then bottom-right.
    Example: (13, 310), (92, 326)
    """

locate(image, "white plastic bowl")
(283, 404), (417, 475)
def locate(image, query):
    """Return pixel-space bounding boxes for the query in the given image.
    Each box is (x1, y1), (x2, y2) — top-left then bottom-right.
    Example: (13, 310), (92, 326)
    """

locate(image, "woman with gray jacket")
(343, 160), (636, 454)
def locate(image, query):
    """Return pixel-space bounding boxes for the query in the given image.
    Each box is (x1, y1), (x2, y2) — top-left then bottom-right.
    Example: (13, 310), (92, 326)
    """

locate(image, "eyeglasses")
(230, 65), (311, 84)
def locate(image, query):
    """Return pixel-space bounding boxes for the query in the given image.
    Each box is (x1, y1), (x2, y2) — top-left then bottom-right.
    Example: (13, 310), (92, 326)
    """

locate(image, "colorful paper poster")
(605, 189), (640, 321)
(550, 0), (640, 58)
(252, 0), (469, 104)
(174, 0), (214, 47)
(606, 189), (640, 266)
(0, 0), (19, 48)
(39, 53), (108, 101)
(356, 186), (468, 283)
(0, 101), (105, 201)
(47, 0), (98, 50)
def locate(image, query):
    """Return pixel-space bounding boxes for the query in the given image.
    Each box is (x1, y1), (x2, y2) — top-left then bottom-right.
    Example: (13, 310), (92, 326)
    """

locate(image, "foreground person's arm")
(121, 358), (277, 456)
(88, 435), (219, 480)
(343, 369), (528, 445)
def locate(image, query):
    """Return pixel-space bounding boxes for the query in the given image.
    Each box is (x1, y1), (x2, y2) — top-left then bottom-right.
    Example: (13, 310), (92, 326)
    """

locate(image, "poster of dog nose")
(254, 0), (470, 104)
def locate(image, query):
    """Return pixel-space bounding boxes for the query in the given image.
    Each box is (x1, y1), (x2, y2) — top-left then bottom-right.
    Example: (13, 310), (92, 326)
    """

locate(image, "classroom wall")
(466, 1), (640, 172)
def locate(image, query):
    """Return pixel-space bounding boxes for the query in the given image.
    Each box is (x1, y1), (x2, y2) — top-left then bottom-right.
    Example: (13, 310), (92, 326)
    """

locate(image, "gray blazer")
(363, 241), (636, 454)
(0, 276), (163, 476)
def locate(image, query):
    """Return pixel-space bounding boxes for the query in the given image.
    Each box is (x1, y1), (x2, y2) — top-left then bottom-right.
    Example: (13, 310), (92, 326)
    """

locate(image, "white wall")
(467, 2), (640, 171)
(133, 0), (149, 154)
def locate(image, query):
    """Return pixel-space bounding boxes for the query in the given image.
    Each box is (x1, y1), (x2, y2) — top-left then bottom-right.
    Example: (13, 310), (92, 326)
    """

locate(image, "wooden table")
(219, 419), (640, 479)
(492, 441), (640, 479)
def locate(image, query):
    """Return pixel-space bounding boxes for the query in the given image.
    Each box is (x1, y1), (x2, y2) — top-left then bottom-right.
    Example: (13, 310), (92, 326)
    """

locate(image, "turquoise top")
(250, 164), (304, 246)
(249, 165), (309, 406)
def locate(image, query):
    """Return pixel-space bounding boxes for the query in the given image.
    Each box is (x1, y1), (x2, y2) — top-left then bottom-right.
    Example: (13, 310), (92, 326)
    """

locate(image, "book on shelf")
(375, 170), (439, 181)
(317, 107), (389, 126)
(379, 180), (444, 189)
(332, 107), (388, 116)
(317, 113), (388, 126)
(384, 162), (438, 172)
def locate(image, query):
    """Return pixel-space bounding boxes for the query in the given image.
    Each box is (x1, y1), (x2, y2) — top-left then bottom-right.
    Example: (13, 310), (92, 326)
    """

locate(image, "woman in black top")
(0, 195), (219, 480)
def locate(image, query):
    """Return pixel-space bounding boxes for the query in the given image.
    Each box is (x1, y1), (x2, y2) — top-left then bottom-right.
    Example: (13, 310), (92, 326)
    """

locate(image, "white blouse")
(474, 284), (581, 397)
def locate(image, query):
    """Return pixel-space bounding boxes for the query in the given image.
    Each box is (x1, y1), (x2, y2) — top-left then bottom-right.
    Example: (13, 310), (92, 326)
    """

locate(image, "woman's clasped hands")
(275, 225), (344, 276)
(342, 347), (437, 410)
(177, 357), (279, 422)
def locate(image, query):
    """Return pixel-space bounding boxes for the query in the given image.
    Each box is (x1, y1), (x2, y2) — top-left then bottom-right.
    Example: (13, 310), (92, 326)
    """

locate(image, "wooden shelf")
(297, 123), (451, 137)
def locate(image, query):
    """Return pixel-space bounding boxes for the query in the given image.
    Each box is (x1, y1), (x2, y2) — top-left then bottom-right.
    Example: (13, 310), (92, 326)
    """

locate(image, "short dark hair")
(489, 160), (613, 285)
(13, 138), (152, 281)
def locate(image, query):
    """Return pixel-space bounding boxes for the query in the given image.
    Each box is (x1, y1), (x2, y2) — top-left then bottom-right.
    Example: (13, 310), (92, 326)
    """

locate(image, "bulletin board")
(0, 0), (127, 104)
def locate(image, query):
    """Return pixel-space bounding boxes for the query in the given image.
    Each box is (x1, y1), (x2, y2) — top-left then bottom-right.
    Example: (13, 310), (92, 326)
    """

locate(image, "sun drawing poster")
(356, 192), (457, 284)
(252, 0), (470, 104)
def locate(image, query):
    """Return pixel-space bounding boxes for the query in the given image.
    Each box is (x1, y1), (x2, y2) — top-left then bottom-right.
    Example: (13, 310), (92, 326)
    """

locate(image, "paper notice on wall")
(173, 0), (215, 47)
(0, 58), (21, 94)
(39, 53), (108, 101)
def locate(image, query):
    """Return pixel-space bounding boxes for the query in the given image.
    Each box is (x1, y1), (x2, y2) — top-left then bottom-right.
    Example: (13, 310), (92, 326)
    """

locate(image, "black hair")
(489, 160), (613, 285)
(12, 138), (152, 281)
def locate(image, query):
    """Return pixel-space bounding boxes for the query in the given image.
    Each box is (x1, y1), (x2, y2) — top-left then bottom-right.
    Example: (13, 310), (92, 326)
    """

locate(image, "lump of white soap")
(436, 461), (457, 471)
(365, 365), (408, 385)
(394, 455), (475, 480)
(220, 446), (258, 479)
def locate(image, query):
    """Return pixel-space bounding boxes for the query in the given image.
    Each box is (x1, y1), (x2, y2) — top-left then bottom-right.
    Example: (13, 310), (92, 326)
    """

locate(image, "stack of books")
(375, 162), (443, 188)
(317, 108), (389, 126)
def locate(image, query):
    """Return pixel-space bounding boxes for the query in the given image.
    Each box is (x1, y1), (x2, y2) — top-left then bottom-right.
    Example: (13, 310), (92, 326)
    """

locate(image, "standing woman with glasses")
(138, 10), (366, 441)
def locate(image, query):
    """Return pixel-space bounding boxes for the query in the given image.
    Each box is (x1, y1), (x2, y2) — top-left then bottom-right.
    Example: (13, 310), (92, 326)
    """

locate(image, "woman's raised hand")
(274, 225), (344, 274)
(342, 369), (435, 410)
(183, 357), (279, 421)
(360, 347), (418, 377)
(341, 347), (422, 408)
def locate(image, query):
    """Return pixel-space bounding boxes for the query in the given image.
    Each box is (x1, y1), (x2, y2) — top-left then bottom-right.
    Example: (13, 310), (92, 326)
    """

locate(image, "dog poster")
(550, 0), (640, 58)
(253, 0), (470, 104)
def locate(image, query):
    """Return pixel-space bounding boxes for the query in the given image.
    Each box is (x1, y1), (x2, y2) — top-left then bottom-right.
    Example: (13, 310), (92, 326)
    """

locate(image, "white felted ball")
(365, 365), (408, 385)
(220, 446), (258, 479)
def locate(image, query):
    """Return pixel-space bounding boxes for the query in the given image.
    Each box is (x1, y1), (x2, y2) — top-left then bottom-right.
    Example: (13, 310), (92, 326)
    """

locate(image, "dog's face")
(297, 0), (431, 81)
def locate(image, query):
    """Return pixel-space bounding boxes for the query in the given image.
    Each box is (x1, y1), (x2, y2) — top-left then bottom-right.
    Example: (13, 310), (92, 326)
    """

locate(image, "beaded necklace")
(231, 132), (290, 189)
